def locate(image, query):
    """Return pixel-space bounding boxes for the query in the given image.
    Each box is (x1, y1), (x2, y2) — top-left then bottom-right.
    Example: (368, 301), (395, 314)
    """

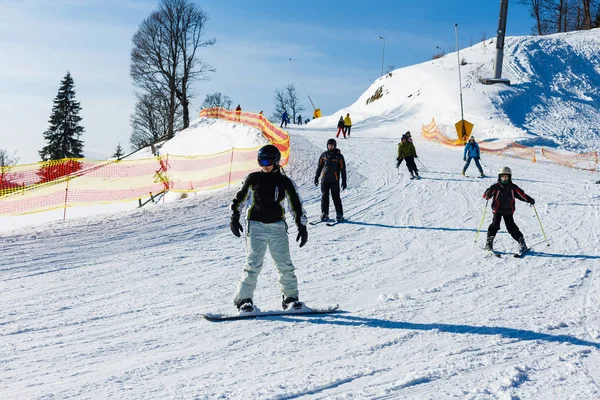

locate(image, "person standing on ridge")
(336, 116), (346, 138)
(230, 145), (308, 313)
(235, 105), (242, 121)
(315, 138), (347, 222)
(297, 114), (303, 125)
(344, 113), (352, 137)
(463, 136), (485, 177)
(482, 166), (535, 255)
(396, 133), (420, 179)
(281, 111), (288, 128)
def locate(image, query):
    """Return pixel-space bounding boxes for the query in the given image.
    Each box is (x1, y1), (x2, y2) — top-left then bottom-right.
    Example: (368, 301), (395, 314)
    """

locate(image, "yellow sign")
(313, 108), (322, 119)
(455, 119), (474, 142)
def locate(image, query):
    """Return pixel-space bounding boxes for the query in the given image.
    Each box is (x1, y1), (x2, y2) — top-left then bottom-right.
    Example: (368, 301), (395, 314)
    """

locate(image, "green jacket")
(397, 141), (417, 158)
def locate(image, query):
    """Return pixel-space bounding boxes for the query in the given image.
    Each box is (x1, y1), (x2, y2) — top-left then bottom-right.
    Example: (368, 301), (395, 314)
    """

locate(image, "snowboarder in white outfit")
(230, 145), (308, 313)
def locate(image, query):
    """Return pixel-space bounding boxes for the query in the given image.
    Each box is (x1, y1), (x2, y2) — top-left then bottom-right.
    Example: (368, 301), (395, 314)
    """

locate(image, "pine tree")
(39, 71), (85, 161)
(113, 143), (124, 159)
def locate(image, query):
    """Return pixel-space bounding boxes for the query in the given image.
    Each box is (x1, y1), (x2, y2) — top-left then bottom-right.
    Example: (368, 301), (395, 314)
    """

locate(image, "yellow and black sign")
(455, 119), (474, 143)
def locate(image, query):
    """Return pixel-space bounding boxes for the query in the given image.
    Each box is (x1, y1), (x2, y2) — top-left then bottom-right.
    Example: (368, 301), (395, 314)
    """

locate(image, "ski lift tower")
(480, 0), (511, 85)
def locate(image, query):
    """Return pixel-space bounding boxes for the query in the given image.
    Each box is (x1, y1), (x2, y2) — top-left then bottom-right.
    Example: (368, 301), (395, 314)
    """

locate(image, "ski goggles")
(258, 158), (276, 167)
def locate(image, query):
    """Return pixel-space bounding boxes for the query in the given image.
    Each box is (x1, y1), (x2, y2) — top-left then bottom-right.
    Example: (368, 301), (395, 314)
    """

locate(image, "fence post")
(228, 147), (235, 189)
(63, 177), (70, 220)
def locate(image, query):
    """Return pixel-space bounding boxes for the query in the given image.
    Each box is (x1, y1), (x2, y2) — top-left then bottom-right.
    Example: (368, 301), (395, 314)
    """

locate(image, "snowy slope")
(2, 31), (600, 399)
(311, 28), (600, 152)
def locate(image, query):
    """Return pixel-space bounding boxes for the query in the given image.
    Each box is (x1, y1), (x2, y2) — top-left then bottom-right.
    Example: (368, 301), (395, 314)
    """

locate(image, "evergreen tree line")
(519, 0), (600, 34)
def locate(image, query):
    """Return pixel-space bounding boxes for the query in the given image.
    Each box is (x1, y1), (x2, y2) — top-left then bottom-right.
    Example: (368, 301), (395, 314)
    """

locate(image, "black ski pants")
(404, 156), (418, 175)
(321, 181), (343, 216)
(487, 213), (523, 241)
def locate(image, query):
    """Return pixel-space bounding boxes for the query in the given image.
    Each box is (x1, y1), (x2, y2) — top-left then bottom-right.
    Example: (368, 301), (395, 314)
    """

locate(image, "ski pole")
(474, 199), (488, 243)
(533, 204), (550, 246)
(416, 157), (429, 171)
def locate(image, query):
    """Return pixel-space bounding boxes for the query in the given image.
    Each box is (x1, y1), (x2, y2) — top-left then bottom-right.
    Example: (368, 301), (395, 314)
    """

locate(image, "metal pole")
(454, 24), (465, 123)
(533, 205), (550, 246)
(475, 199), (489, 243)
(289, 58), (316, 110)
(494, 0), (509, 79)
(454, 23), (466, 139)
(378, 36), (385, 76)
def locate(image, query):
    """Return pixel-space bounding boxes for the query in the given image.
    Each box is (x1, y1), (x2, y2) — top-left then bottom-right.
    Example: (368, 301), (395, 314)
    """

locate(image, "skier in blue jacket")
(462, 136), (485, 177)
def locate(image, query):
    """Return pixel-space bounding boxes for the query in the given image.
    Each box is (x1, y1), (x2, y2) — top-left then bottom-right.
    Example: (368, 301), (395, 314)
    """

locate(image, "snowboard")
(202, 304), (340, 321)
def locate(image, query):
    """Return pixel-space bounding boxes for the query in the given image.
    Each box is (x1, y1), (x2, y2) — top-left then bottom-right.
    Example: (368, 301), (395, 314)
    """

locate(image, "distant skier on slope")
(230, 145), (308, 313)
(483, 166), (535, 254)
(396, 133), (420, 179)
(462, 136), (485, 177)
(315, 138), (347, 222)
(336, 116), (346, 138)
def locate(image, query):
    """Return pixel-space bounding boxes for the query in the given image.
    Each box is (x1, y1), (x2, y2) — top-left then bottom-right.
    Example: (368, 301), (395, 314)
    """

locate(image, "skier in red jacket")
(483, 166), (535, 254)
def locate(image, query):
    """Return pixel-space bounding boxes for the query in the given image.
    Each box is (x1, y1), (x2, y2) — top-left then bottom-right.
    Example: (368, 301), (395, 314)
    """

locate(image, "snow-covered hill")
(1, 30), (600, 399)
(311, 28), (600, 153)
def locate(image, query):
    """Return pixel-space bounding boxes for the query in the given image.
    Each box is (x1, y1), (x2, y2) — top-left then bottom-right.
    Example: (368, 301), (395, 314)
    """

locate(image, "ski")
(309, 219), (333, 226)
(326, 219), (347, 227)
(514, 247), (532, 258)
(202, 305), (340, 321)
(485, 249), (501, 258)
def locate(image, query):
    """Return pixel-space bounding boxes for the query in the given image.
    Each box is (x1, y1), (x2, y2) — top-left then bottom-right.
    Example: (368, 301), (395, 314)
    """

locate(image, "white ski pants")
(233, 220), (299, 305)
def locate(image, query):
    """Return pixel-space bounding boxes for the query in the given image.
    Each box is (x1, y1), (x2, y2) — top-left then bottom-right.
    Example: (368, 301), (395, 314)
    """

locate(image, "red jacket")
(483, 180), (533, 215)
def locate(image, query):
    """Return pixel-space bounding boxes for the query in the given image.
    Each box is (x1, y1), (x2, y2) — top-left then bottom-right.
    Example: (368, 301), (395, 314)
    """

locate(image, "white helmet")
(498, 166), (512, 175)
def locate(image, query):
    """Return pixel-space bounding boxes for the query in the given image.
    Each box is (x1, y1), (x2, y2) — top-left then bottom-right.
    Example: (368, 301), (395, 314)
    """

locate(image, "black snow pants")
(321, 181), (343, 216)
(487, 213), (523, 241)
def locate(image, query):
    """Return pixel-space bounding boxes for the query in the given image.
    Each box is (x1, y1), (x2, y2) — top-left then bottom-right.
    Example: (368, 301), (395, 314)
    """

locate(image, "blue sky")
(0, 0), (534, 162)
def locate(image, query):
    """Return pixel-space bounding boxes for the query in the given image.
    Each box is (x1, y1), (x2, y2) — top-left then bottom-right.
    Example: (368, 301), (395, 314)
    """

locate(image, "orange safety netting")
(541, 148), (598, 171)
(200, 107), (290, 165)
(0, 109), (291, 216)
(421, 118), (537, 162)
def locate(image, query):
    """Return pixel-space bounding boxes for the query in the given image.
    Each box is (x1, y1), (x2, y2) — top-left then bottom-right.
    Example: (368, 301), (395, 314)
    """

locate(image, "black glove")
(529, 198), (535, 205)
(230, 215), (243, 237)
(341, 182), (347, 190)
(463, 157), (466, 161)
(296, 225), (308, 247)
(314, 178), (319, 186)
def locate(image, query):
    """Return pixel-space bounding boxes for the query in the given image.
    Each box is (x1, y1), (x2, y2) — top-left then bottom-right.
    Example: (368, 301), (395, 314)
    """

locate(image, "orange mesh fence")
(0, 149), (261, 216)
(541, 148), (598, 171)
(200, 107), (290, 165)
(1, 110), (291, 216)
(421, 118), (536, 162)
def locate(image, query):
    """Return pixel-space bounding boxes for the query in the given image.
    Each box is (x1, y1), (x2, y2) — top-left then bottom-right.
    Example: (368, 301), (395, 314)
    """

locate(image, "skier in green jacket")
(396, 133), (420, 179)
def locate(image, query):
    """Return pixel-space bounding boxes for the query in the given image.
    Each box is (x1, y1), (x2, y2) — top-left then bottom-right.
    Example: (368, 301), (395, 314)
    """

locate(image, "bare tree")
(130, 91), (179, 154)
(285, 83), (305, 123)
(518, 0), (545, 35)
(201, 92), (233, 110)
(130, 0), (215, 139)
(271, 88), (288, 122)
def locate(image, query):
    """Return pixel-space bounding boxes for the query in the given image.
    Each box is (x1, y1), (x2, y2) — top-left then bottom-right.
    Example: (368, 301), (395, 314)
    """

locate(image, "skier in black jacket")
(314, 138), (347, 222)
(483, 166), (535, 254)
(230, 145), (308, 313)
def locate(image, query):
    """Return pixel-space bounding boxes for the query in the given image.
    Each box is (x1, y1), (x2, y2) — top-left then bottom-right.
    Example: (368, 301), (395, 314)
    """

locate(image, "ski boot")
(336, 213), (344, 222)
(236, 298), (254, 313)
(320, 213), (329, 222)
(484, 236), (494, 252)
(282, 296), (303, 310)
(461, 170), (466, 176)
(517, 237), (527, 254)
